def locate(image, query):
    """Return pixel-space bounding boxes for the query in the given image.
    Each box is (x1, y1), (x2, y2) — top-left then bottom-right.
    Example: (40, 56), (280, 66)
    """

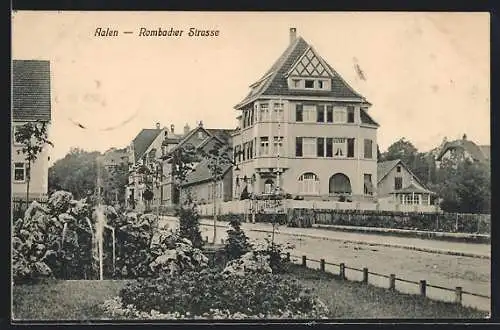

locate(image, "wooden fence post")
(302, 255), (307, 267)
(362, 268), (368, 284)
(286, 252), (291, 262)
(389, 274), (396, 290)
(339, 263), (345, 280)
(320, 259), (325, 272)
(420, 280), (427, 297)
(455, 287), (463, 304)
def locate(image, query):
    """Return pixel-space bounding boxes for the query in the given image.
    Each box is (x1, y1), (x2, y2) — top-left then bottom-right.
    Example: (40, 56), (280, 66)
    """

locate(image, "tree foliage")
(48, 148), (101, 200)
(14, 121), (53, 202)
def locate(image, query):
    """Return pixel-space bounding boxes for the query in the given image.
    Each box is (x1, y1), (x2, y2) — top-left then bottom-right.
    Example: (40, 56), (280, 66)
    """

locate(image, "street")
(160, 217), (491, 312)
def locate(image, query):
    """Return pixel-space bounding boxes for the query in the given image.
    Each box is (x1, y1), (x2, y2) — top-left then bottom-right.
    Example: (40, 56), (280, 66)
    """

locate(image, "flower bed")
(102, 268), (328, 319)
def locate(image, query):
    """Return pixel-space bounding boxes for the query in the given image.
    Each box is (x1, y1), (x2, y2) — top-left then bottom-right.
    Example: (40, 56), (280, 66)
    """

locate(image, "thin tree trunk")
(26, 161), (31, 208)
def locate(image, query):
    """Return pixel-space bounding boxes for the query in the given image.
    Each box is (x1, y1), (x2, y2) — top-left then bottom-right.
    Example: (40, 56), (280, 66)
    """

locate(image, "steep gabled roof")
(435, 139), (490, 163)
(377, 159), (401, 183)
(377, 159), (432, 193)
(182, 157), (232, 186)
(132, 128), (163, 162)
(235, 36), (366, 109)
(12, 60), (52, 121)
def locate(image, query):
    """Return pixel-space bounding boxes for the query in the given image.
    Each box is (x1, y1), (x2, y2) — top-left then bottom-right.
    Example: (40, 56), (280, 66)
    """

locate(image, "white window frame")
(332, 138), (347, 158)
(264, 180), (274, 194)
(13, 162), (27, 183)
(333, 106), (347, 124)
(303, 105), (316, 123)
(298, 172), (320, 195)
(302, 137), (316, 157)
(259, 104), (270, 122)
(13, 124), (24, 147)
(273, 103), (284, 122)
(260, 137), (269, 156)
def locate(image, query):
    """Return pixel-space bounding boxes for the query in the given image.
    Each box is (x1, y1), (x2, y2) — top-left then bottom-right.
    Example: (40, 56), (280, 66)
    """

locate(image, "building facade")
(231, 28), (379, 202)
(12, 60), (52, 201)
(377, 159), (435, 207)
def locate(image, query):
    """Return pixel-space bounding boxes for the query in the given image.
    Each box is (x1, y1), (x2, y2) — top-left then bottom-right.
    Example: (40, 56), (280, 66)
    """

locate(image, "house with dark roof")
(435, 134), (490, 168)
(12, 60), (52, 201)
(231, 28), (379, 202)
(160, 121), (236, 207)
(377, 159), (436, 208)
(125, 123), (170, 211)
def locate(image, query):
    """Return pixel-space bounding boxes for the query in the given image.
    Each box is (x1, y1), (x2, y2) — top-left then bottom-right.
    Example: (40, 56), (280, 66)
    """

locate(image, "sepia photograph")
(11, 11), (490, 321)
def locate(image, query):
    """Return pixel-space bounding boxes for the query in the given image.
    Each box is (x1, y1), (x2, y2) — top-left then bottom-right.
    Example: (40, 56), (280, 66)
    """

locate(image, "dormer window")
(305, 80), (314, 88)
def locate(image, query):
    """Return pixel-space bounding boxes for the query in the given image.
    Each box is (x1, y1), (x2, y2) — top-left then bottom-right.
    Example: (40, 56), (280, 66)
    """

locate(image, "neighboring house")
(231, 28), (379, 202)
(160, 121), (235, 207)
(377, 159), (435, 206)
(12, 60), (52, 201)
(179, 158), (233, 206)
(435, 134), (490, 168)
(125, 123), (169, 211)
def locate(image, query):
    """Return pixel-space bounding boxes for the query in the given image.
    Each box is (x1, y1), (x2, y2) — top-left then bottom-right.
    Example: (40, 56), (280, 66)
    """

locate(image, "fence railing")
(286, 253), (490, 310)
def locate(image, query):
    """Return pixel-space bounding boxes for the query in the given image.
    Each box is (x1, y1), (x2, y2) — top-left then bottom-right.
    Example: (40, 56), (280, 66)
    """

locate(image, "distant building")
(231, 28), (379, 202)
(12, 60), (52, 201)
(125, 123), (169, 211)
(161, 121), (235, 207)
(377, 159), (435, 206)
(435, 134), (490, 168)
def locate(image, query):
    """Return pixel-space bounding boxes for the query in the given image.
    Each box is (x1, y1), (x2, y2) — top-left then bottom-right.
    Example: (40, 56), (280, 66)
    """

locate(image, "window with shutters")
(303, 105), (316, 122)
(326, 106), (333, 123)
(326, 138), (333, 157)
(333, 107), (347, 123)
(317, 138), (324, 157)
(333, 138), (347, 158)
(317, 105), (325, 122)
(347, 138), (355, 158)
(298, 172), (320, 195)
(347, 106), (355, 123)
(295, 137), (303, 156)
(296, 104), (303, 122)
(303, 137), (316, 157)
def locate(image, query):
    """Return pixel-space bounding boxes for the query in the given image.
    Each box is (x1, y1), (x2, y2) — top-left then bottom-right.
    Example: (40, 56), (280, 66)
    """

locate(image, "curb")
(195, 221), (490, 260)
(313, 225), (491, 244)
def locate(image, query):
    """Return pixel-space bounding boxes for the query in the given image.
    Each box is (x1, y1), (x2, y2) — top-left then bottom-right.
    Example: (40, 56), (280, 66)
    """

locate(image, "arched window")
(298, 172), (320, 195)
(264, 179), (274, 194)
(329, 173), (352, 195)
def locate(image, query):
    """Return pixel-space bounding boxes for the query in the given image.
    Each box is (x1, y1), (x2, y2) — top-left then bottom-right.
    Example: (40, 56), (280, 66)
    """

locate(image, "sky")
(12, 11), (490, 165)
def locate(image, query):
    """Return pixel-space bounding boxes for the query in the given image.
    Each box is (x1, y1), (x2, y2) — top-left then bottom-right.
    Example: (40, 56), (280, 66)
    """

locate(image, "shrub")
(251, 237), (295, 274)
(224, 214), (252, 261)
(107, 268), (328, 319)
(178, 194), (203, 249)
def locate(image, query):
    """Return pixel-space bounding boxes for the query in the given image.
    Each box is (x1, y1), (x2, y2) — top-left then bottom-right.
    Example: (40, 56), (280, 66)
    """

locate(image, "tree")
(168, 143), (199, 205)
(383, 138), (436, 185)
(101, 162), (129, 206)
(435, 158), (490, 214)
(14, 121), (53, 205)
(177, 193), (203, 248)
(202, 141), (234, 244)
(48, 148), (101, 200)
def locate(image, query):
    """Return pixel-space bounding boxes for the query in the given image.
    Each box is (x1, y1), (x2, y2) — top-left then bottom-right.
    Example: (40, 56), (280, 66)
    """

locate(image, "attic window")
(198, 131), (204, 139)
(305, 80), (314, 88)
(397, 166), (401, 173)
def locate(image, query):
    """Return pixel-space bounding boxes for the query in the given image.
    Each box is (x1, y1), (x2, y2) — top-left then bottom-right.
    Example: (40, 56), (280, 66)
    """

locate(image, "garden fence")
(285, 253), (490, 311)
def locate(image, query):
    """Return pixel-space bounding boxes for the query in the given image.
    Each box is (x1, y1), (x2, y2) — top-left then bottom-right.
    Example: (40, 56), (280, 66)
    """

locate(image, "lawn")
(12, 266), (488, 320)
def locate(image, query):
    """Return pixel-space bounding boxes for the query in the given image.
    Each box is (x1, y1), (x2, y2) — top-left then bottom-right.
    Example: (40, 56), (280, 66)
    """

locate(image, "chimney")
(184, 123), (190, 135)
(170, 124), (175, 134)
(462, 133), (467, 140)
(198, 120), (203, 128)
(155, 122), (161, 129)
(289, 27), (297, 44)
